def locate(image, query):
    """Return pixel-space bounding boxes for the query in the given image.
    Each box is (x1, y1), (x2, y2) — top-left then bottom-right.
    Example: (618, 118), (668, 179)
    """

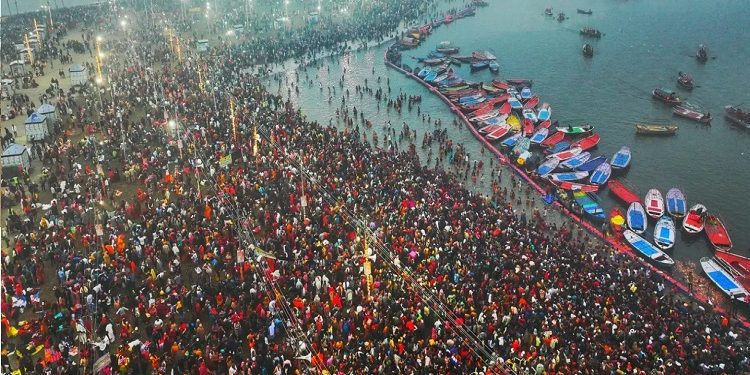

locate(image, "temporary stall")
(1, 79), (15, 99)
(24, 112), (51, 142)
(2, 144), (32, 175)
(37, 103), (57, 122)
(9, 60), (25, 75)
(197, 39), (209, 52)
(68, 64), (88, 86)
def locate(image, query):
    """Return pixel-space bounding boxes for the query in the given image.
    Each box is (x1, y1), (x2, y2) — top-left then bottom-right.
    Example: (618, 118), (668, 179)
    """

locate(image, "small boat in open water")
(582, 43), (594, 57)
(725, 105), (750, 128)
(635, 124), (678, 135)
(705, 215), (733, 251)
(677, 71), (695, 90)
(652, 88), (682, 104)
(624, 230), (674, 267)
(696, 44), (708, 62)
(673, 104), (712, 123)
(701, 257), (748, 301)
(580, 27), (601, 38)
(577, 8), (593, 15)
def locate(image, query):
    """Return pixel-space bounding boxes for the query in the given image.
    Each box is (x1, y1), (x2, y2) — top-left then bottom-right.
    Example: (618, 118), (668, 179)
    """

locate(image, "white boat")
(508, 96), (523, 110)
(701, 257), (749, 301)
(682, 203), (707, 234)
(478, 124), (502, 133)
(653, 216), (676, 250)
(623, 230), (674, 266)
(559, 152), (591, 170)
(644, 189), (664, 219)
(549, 171), (589, 182)
(485, 124), (512, 140)
(470, 110), (499, 122)
(522, 108), (538, 123)
(536, 157), (560, 177)
(626, 202), (647, 234)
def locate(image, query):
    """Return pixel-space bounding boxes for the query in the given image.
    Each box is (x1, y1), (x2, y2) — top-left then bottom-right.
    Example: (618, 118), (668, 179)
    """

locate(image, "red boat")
(549, 179), (600, 193)
(541, 131), (565, 147)
(524, 96), (540, 109)
(715, 250), (750, 292)
(609, 207), (626, 237)
(468, 104), (497, 118)
(673, 105), (711, 123)
(523, 119), (535, 136)
(492, 80), (509, 90)
(607, 179), (640, 205)
(537, 120), (552, 129)
(705, 215), (733, 251)
(499, 101), (512, 115)
(570, 133), (601, 151)
(446, 89), (481, 98)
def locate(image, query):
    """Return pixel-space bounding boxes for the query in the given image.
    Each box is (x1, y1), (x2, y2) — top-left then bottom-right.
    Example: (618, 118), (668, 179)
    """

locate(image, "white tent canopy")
(68, 64), (88, 86)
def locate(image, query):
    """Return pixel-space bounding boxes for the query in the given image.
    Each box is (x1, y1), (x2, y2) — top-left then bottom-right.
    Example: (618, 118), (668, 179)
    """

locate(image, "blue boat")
(417, 68), (431, 78)
(626, 202), (647, 234)
(508, 96), (523, 110)
(548, 141), (570, 154)
(549, 171), (589, 182)
(530, 128), (549, 144)
(624, 230), (675, 267)
(428, 51), (446, 58)
(575, 155), (607, 172)
(489, 61), (500, 73)
(653, 216), (676, 250)
(520, 87), (532, 99)
(701, 257), (750, 300)
(536, 157), (560, 177)
(573, 191), (606, 220)
(470, 62), (489, 71)
(589, 162), (612, 185)
(611, 146), (632, 169)
(665, 188), (687, 218)
(559, 151), (591, 169)
(501, 133), (522, 147)
(424, 71), (438, 82)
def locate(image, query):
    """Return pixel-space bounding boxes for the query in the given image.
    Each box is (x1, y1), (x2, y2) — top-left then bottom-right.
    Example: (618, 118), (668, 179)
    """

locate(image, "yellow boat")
(635, 124), (678, 135)
(507, 113), (522, 132)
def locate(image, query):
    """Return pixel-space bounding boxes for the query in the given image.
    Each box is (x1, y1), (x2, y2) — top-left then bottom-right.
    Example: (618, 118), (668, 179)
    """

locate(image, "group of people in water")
(2, 0), (750, 374)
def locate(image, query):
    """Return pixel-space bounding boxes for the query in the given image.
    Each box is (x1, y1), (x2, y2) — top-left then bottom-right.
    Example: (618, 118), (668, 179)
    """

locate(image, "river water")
(270, 0), (750, 266)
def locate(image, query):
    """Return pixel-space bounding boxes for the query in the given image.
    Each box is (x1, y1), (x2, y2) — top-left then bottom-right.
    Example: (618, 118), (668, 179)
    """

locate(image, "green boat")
(558, 124), (594, 135)
(443, 84), (470, 92)
(573, 191), (606, 220)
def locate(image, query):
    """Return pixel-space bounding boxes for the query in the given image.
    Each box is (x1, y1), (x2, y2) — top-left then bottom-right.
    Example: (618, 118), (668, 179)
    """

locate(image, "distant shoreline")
(0, 0), (101, 17)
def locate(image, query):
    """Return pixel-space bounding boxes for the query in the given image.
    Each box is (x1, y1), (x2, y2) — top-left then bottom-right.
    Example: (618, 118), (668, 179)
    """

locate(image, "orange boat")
(607, 179), (640, 205)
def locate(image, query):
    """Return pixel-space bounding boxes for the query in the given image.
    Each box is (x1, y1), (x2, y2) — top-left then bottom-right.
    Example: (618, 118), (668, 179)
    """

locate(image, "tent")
(19, 48), (33, 63)
(37, 103), (57, 122)
(10, 60), (25, 75)
(68, 64), (88, 86)
(2, 143), (31, 175)
(24, 112), (50, 142)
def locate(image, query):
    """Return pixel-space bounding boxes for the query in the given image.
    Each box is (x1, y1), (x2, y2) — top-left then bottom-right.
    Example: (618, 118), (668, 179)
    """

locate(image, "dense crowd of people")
(2, 1), (750, 374)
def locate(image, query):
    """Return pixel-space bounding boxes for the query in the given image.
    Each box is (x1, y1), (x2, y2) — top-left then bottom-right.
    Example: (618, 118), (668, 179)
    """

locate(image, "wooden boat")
(696, 44), (708, 63)
(436, 41), (459, 54)
(573, 191), (606, 220)
(652, 88), (682, 104)
(682, 204), (707, 234)
(610, 207), (626, 236)
(607, 179), (641, 205)
(644, 189), (664, 219)
(537, 119), (552, 129)
(470, 111), (499, 122)
(422, 58), (445, 66)
(506, 113), (522, 132)
(627, 202), (648, 234)
(486, 124), (512, 140)
(550, 171), (589, 182)
(677, 72), (694, 90)
(635, 124), (678, 135)
(582, 43), (594, 57)
(453, 55), (474, 63)
(424, 71), (438, 82)
(541, 131), (565, 147)
(544, 7), (553, 16)
(472, 50), (497, 61)
(610, 146), (631, 169)
(548, 141), (571, 154)
(530, 128), (549, 144)
(512, 137), (532, 155)
(537, 103), (551, 121)
(570, 133), (600, 151)
(623, 230), (675, 267)
(714, 250), (750, 293)
(522, 109), (538, 123)
(506, 79), (533, 86)
(417, 68), (431, 78)
(488, 61), (500, 73)
(577, 8), (593, 15)
(559, 151), (591, 170)
(470, 62), (489, 71)
(481, 83), (502, 94)
(589, 162), (612, 185)
(491, 80), (509, 90)
(480, 114), (509, 126)
(705, 215), (733, 251)
(524, 96), (540, 109)
(580, 27), (601, 38)
(501, 133), (522, 147)
(665, 188), (687, 218)
(548, 146), (583, 161)
(653, 216), (676, 250)
(508, 96), (523, 110)
(558, 124), (594, 134)
(725, 105), (750, 128)
(536, 157), (560, 177)
(700, 257), (749, 301)
(673, 105), (712, 123)
(499, 101), (512, 115)
(478, 124), (501, 133)
(549, 179), (599, 192)
(557, 12), (566, 22)
(520, 87), (532, 100)
(575, 155), (607, 172)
